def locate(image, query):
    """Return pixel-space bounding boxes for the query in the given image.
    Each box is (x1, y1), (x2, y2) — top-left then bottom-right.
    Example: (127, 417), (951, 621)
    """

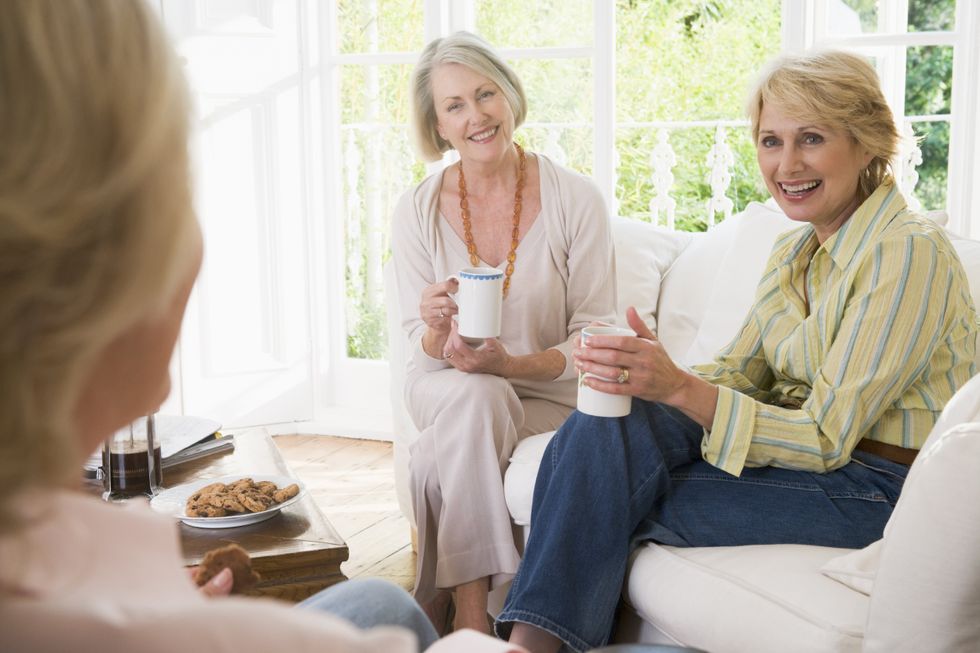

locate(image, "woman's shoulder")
(885, 208), (948, 237)
(877, 208), (957, 259)
(856, 183), (948, 251)
(535, 153), (607, 231)
(400, 167), (443, 204)
(768, 223), (814, 261)
(393, 168), (444, 226)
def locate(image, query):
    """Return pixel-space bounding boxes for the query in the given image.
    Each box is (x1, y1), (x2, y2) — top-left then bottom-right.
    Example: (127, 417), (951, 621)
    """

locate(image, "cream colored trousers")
(405, 367), (573, 605)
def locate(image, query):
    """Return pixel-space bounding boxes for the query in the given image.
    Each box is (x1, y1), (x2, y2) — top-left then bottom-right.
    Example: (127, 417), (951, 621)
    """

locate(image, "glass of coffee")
(101, 414), (162, 501)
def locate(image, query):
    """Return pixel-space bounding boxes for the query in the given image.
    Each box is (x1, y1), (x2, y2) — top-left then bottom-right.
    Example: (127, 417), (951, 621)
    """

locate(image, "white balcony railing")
(340, 118), (932, 357)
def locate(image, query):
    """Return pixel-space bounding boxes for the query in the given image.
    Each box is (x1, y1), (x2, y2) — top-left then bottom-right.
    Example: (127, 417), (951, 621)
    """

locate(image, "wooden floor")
(274, 434), (416, 592)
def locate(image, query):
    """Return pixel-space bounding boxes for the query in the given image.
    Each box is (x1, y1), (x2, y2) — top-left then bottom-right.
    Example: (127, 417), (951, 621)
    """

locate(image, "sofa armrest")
(383, 259), (419, 527)
(863, 421), (980, 652)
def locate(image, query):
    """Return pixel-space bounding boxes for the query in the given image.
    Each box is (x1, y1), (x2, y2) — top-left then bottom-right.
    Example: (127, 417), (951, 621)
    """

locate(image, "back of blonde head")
(0, 0), (194, 531)
(746, 50), (900, 200)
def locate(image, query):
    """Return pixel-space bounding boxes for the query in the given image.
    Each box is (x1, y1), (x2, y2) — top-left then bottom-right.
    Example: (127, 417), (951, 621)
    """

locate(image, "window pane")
(337, 0), (423, 54)
(520, 126), (594, 177)
(615, 126), (764, 231)
(340, 63), (414, 124)
(511, 58), (593, 174)
(825, 0), (876, 35)
(909, 120), (950, 212)
(905, 45), (953, 116)
(617, 0), (779, 121)
(171, 1), (299, 97)
(476, 0), (592, 48)
(826, 0), (956, 34)
(340, 64), (424, 360)
(615, 0), (779, 229)
(513, 58), (592, 123)
(908, 0), (956, 32)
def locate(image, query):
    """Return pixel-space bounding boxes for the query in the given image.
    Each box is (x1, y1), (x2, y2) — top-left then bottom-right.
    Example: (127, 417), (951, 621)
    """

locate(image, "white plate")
(150, 474), (305, 529)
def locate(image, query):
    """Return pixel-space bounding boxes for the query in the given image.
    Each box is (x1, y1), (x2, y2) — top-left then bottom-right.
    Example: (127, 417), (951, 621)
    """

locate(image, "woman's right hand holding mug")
(420, 278), (459, 360)
(420, 278), (458, 333)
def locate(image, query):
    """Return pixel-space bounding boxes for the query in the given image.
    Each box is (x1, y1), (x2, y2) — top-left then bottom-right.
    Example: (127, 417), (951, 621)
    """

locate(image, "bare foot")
(453, 610), (493, 636)
(421, 590), (454, 636)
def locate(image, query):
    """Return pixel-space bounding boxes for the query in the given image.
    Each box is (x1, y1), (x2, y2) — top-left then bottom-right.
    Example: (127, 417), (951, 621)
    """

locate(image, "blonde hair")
(410, 31), (527, 162)
(0, 0), (195, 531)
(746, 50), (900, 199)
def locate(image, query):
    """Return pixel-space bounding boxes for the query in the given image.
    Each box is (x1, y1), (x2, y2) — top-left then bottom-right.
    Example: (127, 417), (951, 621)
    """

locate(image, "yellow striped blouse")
(694, 182), (977, 476)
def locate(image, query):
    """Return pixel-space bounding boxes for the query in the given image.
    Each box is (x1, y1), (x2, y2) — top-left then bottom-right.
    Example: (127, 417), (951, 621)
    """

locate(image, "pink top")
(0, 490), (525, 653)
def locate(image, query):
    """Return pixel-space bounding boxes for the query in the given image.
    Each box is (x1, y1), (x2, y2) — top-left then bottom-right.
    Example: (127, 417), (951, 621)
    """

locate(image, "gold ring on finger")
(617, 368), (629, 384)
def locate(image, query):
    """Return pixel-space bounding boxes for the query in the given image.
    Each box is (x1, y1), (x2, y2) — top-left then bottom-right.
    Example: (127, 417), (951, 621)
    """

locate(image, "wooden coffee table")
(89, 430), (349, 602)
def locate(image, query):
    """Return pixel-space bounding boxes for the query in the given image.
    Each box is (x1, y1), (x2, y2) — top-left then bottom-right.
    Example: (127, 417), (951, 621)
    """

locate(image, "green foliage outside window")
(906, 0), (955, 212)
(615, 0), (781, 231)
(340, 0), (957, 359)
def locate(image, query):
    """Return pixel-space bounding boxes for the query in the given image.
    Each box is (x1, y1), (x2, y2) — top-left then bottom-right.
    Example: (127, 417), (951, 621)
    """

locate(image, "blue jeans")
(299, 578), (438, 651)
(496, 400), (909, 652)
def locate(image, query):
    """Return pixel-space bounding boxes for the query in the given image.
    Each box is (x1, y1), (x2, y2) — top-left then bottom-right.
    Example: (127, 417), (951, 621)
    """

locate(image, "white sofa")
(385, 201), (980, 652)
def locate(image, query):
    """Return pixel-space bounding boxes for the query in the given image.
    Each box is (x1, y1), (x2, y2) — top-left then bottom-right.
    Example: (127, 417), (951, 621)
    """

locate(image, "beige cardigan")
(391, 154), (617, 404)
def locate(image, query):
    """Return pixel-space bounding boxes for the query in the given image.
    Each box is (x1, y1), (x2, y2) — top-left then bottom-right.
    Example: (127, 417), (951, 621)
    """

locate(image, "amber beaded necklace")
(457, 142), (526, 298)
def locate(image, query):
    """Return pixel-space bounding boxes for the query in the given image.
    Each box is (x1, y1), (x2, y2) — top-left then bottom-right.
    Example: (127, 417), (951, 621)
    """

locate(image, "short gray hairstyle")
(410, 31), (527, 162)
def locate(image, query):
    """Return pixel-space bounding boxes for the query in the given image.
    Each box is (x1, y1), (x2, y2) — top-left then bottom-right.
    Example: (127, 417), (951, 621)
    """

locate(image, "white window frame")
(316, 0), (615, 437)
(316, 0), (980, 438)
(784, 0), (980, 236)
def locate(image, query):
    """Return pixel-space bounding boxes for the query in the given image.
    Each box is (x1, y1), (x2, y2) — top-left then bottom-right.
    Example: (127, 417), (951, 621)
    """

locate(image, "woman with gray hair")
(391, 32), (616, 634)
(496, 50), (977, 653)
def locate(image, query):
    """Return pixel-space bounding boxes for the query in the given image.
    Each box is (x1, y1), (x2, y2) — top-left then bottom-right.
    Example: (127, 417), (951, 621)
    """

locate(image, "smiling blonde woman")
(497, 50), (978, 653)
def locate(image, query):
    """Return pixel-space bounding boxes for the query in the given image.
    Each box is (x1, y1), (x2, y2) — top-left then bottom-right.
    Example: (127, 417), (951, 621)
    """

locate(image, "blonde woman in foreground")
(0, 3), (524, 652)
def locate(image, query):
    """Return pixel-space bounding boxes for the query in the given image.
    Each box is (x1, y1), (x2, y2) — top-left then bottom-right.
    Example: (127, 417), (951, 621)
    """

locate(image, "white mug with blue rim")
(448, 267), (503, 339)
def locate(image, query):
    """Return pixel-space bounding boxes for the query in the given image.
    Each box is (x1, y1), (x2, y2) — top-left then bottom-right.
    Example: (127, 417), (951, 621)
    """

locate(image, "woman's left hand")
(442, 320), (514, 377)
(574, 306), (687, 404)
(188, 566), (233, 598)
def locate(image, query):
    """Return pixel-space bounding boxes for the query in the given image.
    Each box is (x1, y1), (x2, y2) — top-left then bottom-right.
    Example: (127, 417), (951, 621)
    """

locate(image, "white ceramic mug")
(577, 325), (636, 418)
(449, 267), (504, 339)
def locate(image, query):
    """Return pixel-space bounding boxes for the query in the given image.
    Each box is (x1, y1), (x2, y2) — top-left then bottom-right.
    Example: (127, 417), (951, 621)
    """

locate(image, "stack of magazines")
(83, 415), (233, 478)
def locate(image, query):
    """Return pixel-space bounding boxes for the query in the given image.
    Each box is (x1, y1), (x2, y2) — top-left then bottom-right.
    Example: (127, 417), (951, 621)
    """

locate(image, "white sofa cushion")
(863, 422), (980, 652)
(861, 372), (980, 652)
(625, 543), (867, 653)
(654, 202), (787, 362)
(505, 431), (556, 528)
(819, 372), (980, 597)
(949, 236), (980, 315)
(612, 216), (693, 331)
(655, 219), (733, 360)
(681, 202), (795, 366)
(819, 539), (880, 596)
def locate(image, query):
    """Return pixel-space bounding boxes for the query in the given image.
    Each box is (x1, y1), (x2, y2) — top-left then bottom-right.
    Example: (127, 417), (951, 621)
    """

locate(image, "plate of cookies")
(150, 474), (305, 528)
